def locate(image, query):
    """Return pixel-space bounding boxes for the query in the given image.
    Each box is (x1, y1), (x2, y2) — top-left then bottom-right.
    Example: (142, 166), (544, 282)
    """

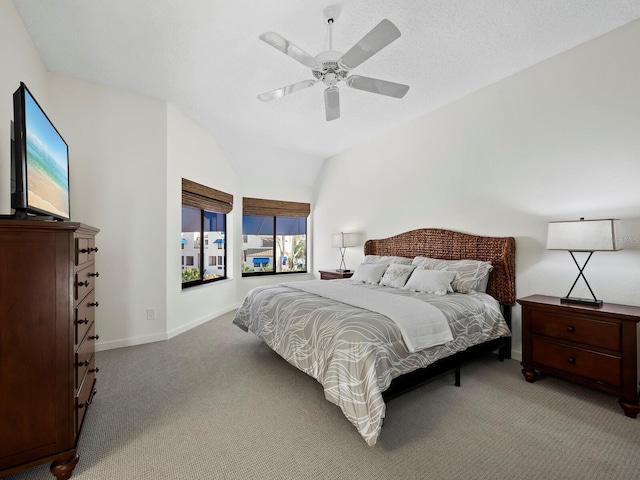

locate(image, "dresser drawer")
(75, 290), (96, 345)
(532, 338), (621, 387)
(75, 237), (97, 266)
(76, 322), (96, 389)
(76, 375), (96, 435)
(76, 352), (95, 392)
(531, 310), (621, 351)
(75, 264), (97, 301)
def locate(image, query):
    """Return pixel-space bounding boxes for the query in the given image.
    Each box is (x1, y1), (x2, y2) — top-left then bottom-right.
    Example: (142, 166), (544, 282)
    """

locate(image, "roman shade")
(242, 197), (310, 217)
(182, 178), (233, 214)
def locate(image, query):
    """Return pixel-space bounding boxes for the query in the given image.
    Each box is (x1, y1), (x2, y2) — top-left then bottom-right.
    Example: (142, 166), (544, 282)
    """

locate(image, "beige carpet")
(6, 310), (640, 480)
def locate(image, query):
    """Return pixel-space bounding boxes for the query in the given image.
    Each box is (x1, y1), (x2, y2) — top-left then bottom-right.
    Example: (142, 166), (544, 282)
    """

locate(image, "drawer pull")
(567, 357), (576, 364)
(89, 272), (100, 277)
(79, 248), (89, 253)
(78, 281), (90, 287)
(77, 318), (89, 325)
(89, 367), (100, 374)
(89, 301), (99, 307)
(567, 326), (575, 333)
(89, 335), (100, 341)
(90, 247), (99, 253)
(78, 359), (90, 367)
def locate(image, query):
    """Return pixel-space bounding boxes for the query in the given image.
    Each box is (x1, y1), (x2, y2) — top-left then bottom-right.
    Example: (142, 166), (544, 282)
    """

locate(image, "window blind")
(242, 197), (310, 217)
(182, 178), (233, 214)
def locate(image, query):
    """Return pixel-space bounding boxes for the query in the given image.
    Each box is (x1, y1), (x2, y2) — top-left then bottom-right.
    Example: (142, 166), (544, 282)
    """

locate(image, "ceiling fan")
(256, 7), (410, 121)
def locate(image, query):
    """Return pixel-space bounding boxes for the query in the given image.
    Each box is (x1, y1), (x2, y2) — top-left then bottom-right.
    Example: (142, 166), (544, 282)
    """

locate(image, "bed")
(233, 228), (516, 445)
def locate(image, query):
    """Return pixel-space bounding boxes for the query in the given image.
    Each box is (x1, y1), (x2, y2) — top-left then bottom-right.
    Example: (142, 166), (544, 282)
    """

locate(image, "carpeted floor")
(5, 310), (640, 480)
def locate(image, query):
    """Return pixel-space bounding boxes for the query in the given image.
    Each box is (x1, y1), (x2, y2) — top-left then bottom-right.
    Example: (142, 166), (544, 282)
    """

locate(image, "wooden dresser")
(518, 294), (640, 418)
(0, 220), (100, 479)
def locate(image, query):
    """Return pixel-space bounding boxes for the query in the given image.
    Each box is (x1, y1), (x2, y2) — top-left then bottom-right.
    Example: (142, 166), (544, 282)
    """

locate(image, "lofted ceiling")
(10, 0), (640, 185)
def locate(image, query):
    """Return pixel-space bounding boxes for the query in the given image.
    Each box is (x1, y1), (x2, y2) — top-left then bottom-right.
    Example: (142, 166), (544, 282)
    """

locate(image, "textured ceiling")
(11, 0), (640, 185)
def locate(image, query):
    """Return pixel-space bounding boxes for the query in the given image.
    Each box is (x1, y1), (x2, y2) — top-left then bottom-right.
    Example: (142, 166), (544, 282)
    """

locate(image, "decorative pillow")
(364, 255), (412, 265)
(411, 256), (493, 294)
(403, 269), (457, 295)
(475, 273), (490, 293)
(351, 263), (389, 285)
(379, 263), (416, 289)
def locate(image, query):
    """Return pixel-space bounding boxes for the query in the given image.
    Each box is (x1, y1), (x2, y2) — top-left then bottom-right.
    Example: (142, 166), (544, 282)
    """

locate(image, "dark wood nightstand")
(518, 294), (640, 418)
(319, 270), (354, 280)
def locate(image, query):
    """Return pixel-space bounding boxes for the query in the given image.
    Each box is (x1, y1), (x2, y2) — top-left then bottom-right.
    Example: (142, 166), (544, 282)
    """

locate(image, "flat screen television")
(11, 82), (70, 221)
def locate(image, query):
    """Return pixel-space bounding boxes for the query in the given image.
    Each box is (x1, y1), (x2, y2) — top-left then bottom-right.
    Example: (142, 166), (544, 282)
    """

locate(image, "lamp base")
(560, 296), (603, 307)
(335, 269), (351, 273)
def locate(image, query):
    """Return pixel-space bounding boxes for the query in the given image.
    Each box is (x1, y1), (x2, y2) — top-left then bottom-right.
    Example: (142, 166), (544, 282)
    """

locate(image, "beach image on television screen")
(25, 89), (69, 219)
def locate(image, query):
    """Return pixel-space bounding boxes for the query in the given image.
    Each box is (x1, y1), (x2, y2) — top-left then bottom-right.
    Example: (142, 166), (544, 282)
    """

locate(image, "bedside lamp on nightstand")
(547, 218), (622, 307)
(331, 232), (359, 272)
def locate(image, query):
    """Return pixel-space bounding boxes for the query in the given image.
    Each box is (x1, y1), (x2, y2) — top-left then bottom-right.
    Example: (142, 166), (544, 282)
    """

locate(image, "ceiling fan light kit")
(257, 9), (410, 121)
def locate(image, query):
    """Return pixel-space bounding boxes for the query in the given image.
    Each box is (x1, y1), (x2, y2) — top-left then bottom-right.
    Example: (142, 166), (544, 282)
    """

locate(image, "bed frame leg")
(454, 364), (461, 387)
(499, 305), (513, 361)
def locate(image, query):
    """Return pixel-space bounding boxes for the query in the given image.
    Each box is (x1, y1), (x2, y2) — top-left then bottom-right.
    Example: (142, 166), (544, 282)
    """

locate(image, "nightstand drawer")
(319, 270), (354, 280)
(531, 310), (620, 351)
(532, 339), (621, 387)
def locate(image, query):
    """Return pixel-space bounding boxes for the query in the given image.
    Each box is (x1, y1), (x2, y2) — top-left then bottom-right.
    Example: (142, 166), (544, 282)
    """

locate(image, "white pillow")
(475, 273), (490, 293)
(403, 269), (457, 295)
(411, 256), (493, 294)
(379, 263), (416, 289)
(364, 255), (412, 265)
(351, 263), (388, 285)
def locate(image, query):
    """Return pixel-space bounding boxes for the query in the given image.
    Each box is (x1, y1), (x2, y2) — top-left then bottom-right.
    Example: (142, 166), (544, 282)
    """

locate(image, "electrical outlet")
(146, 308), (155, 321)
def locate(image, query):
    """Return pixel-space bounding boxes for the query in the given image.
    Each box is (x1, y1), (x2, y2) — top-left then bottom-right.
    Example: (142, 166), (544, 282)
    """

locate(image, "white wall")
(0, 0), (48, 214)
(48, 76), (170, 350)
(312, 19), (640, 360)
(166, 104), (238, 337)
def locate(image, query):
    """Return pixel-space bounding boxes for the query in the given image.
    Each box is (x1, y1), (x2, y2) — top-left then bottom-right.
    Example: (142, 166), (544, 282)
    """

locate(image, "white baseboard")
(95, 333), (168, 352)
(95, 304), (240, 352)
(166, 304), (240, 339)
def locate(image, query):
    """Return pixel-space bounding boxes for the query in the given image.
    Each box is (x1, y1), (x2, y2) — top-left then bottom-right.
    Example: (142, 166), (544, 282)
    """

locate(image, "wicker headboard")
(363, 228), (516, 306)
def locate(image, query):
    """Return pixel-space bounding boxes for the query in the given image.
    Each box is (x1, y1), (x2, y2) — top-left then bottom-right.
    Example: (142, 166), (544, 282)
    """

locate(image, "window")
(181, 178), (233, 288)
(242, 197), (309, 276)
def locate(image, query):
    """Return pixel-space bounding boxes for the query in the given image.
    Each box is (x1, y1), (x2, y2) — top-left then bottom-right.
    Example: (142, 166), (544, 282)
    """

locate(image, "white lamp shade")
(331, 232), (359, 248)
(547, 219), (622, 251)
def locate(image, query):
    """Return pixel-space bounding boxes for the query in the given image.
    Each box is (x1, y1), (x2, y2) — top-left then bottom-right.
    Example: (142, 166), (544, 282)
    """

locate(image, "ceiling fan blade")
(345, 75), (409, 98)
(259, 32), (320, 68)
(257, 79), (318, 102)
(339, 19), (401, 70)
(324, 86), (340, 121)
